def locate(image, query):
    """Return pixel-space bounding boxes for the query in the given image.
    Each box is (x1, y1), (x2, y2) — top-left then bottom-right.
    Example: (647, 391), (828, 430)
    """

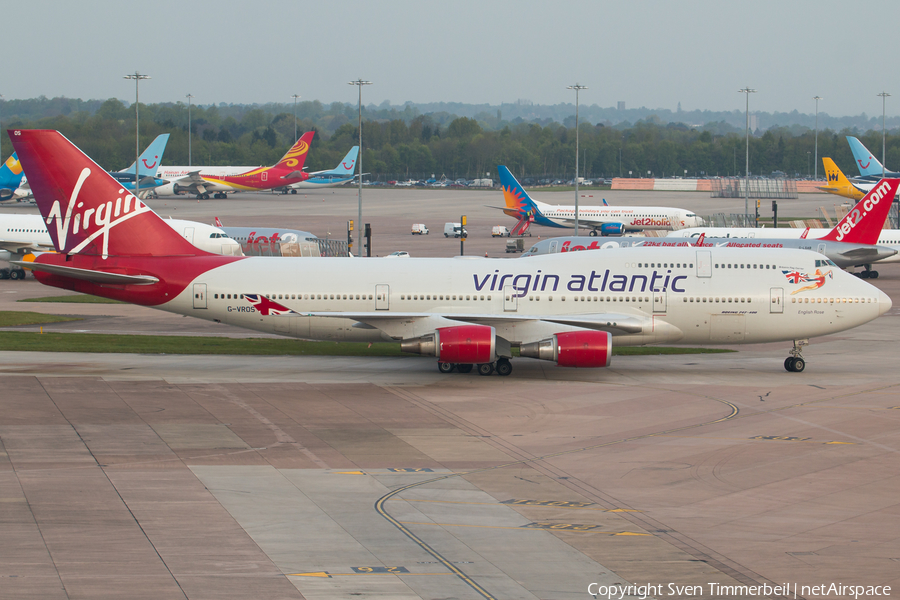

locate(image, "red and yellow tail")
(276, 131), (314, 170)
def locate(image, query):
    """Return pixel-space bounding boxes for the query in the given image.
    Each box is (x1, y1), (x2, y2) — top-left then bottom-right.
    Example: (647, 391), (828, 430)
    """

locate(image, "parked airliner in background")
(109, 133), (171, 197)
(154, 132), (314, 199)
(1, 212), (241, 279)
(275, 146), (359, 193)
(0, 153), (30, 202)
(525, 179), (900, 278)
(492, 166), (704, 236)
(847, 136), (900, 181)
(212, 217), (320, 257)
(819, 158), (866, 201)
(9, 130), (892, 374)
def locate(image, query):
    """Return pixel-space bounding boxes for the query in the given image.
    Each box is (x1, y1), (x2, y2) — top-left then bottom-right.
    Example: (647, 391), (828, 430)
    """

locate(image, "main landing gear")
(437, 358), (512, 376)
(855, 264), (879, 279)
(784, 339), (808, 372)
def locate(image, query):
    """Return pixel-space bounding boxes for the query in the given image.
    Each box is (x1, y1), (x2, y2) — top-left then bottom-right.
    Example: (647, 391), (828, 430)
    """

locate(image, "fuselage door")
(193, 283), (207, 309)
(549, 240), (558, 254)
(504, 285), (518, 312)
(653, 288), (667, 313)
(817, 243), (826, 254)
(182, 227), (195, 244)
(696, 250), (712, 278)
(770, 287), (784, 314)
(375, 284), (390, 310)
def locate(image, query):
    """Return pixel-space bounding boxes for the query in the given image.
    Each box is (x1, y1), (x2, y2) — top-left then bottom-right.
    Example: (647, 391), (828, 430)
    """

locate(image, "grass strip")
(0, 312), (82, 327)
(0, 330), (733, 357)
(18, 295), (125, 304)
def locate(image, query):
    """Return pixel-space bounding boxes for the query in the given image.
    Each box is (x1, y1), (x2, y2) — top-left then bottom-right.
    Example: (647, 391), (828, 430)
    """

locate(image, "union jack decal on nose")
(244, 294), (297, 316)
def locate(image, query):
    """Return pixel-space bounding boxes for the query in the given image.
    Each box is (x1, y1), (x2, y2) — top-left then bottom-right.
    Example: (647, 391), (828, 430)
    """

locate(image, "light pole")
(567, 84), (587, 235)
(807, 151), (811, 177)
(124, 72), (150, 198)
(813, 96), (822, 180)
(878, 92), (890, 178)
(291, 94), (301, 141)
(349, 79), (372, 254)
(186, 94), (193, 167)
(738, 87), (756, 225)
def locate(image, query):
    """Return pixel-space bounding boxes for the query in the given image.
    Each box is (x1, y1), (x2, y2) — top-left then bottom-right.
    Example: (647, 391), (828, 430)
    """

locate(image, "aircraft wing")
(0, 241), (54, 254)
(484, 205), (524, 218)
(11, 261), (159, 285)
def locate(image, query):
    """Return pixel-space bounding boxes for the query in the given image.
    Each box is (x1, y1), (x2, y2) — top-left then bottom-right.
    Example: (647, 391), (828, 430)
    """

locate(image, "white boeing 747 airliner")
(10, 130), (892, 374)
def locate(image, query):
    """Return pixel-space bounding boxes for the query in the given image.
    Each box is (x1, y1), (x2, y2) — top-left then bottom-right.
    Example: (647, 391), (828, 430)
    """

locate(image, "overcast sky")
(7, 0), (898, 118)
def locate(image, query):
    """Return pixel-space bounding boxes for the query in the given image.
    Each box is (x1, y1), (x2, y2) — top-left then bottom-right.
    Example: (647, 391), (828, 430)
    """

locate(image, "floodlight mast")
(124, 72), (150, 197)
(738, 87), (756, 225)
(349, 79), (372, 254)
(186, 94), (194, 167)
(878, 92), (890, 179)
(567, 84), (587, 235)
(813, 96), (822, 180)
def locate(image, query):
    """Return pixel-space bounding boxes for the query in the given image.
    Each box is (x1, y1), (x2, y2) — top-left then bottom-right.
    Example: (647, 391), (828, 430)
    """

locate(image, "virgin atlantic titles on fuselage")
(10, 129), (892, 375)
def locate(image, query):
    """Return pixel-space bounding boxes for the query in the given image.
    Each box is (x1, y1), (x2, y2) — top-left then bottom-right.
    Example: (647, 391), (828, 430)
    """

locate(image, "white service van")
(492, 225), (509, 237)
(443, 223), (467, 238)
(411, 223), (429, 235)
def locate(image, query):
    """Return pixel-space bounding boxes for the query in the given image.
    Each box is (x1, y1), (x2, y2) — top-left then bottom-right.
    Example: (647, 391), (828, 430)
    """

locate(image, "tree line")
(3, 97), (899, 182)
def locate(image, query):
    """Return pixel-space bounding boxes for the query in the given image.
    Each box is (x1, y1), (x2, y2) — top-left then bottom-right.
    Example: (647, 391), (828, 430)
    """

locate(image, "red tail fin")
(276, 131), (314, 170)
(9, 129), (204, 258)
(694, 232), (705, 247)
(817, 178), (900, 244)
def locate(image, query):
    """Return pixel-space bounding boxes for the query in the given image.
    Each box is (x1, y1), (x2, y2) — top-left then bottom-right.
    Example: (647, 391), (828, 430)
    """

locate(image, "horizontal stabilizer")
(11, 261), (159, 285)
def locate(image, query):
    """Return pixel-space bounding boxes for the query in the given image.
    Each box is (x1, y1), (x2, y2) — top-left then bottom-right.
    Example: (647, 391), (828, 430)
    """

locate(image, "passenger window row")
(684, 297), (753, 303)
(715, 264), (775, 269)
(792, 297), (873, 304)
(400, 295), (490, 301)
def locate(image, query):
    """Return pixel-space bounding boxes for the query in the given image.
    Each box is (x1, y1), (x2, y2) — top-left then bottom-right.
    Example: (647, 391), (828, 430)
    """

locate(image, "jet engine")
(520, 331), (612, 368)
(599, 223), (626, 236)
(401, 324), (497, 364)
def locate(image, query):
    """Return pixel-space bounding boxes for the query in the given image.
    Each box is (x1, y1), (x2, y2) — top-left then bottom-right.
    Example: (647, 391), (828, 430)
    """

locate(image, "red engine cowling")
(437, 325), (496, 363)
(520, 331), (612, 368)
(400, 325), (496, 364)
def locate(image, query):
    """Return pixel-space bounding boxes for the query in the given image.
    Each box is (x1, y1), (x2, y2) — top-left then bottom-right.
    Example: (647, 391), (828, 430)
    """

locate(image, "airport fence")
(710, 177), (798, 199)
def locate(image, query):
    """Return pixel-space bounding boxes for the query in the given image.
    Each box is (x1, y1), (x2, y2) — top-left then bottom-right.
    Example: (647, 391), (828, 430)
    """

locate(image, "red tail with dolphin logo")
(8, 129), (242, 305)
(818, 178), (900, 244)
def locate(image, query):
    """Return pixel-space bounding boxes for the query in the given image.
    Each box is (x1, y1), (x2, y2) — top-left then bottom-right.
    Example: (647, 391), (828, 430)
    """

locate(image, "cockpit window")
(814, 259), (837, 267)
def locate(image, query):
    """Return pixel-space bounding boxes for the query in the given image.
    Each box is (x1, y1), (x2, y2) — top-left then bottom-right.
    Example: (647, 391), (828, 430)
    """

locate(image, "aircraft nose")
(878, 288), (893, 316)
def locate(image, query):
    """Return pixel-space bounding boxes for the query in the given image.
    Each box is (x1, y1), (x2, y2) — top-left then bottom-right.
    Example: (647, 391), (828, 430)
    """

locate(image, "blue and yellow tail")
(498, 166), (541, 220)
(0, 153), (25, 199)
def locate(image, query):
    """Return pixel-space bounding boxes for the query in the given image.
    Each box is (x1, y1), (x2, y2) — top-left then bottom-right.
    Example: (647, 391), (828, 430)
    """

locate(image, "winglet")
(800, 228), (810, 239)
(694, 232), (705, 247)
(602, 198), (609, 206)
(817, 178), (900, 244)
